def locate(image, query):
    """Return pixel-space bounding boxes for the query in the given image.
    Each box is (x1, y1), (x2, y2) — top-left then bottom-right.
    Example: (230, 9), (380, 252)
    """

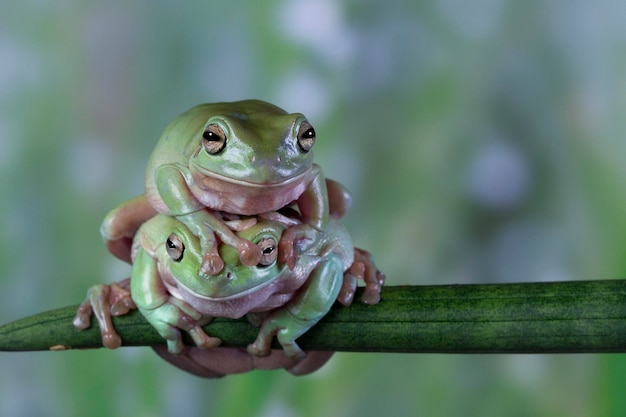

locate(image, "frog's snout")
(198, 266), (233, 280)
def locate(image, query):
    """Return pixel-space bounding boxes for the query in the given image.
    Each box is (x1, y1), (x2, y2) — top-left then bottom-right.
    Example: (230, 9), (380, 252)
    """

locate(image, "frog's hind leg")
(101, 194), (158, 263)
(349, 248), (386, 305)
(247, 254), (344, 360)
(73, 281), (133, 349)
(326, 178), (352, 220)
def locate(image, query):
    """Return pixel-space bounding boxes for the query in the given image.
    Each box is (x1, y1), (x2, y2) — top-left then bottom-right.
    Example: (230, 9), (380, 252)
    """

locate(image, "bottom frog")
(74, 211), (384, 377)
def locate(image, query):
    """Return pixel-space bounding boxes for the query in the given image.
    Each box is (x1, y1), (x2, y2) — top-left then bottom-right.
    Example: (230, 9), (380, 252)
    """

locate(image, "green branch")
(2, 280), (626, 353)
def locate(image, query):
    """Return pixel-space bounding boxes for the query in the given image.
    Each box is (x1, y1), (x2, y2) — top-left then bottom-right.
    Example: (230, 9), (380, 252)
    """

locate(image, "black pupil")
(167, 239), (176, 249)
(263, 246), (275, 254)
(304, 128), (315, 138)
(203, 131), (219, 141)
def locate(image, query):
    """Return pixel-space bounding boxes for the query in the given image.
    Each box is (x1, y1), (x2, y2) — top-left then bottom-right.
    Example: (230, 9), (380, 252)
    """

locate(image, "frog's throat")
(192, 164), (313, 188)
(175, 267), (289, 301)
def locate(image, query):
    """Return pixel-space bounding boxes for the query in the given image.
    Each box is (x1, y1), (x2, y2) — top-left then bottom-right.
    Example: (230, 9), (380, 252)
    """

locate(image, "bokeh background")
(1, 1), (625, 416)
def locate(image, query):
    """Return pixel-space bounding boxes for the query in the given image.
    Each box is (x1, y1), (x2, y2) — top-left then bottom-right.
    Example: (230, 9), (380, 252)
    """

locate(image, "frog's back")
(146, 104), (215, 169)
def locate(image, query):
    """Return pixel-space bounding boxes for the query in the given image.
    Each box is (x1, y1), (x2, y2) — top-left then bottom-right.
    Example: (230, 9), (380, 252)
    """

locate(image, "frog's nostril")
(226, 271), (232, 280)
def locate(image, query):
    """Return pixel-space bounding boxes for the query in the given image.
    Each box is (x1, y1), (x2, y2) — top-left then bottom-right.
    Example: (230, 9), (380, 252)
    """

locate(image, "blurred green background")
(1, 1), (625, 416)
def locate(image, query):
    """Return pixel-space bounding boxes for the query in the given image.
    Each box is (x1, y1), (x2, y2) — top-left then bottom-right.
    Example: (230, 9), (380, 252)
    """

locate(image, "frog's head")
(184, 100), (316, 186)
(158, 217), (289, 300)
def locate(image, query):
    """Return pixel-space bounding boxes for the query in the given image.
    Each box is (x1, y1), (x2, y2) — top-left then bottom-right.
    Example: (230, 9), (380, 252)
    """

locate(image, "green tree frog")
(104, 100), (339, 275)
(75, 210), (384, 363)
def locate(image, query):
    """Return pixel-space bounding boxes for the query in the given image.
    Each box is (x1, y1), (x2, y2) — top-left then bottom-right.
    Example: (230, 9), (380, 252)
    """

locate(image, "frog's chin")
(175, 267), (288, 301)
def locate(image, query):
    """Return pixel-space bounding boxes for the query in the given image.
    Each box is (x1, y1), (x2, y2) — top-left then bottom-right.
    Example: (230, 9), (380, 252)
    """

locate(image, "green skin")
(79, 212), (360, 359)
(130, 100), (333, 275)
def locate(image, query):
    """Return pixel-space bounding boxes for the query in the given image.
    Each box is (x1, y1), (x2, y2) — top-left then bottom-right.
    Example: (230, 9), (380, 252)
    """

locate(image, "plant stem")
(2, 280), (626, 353)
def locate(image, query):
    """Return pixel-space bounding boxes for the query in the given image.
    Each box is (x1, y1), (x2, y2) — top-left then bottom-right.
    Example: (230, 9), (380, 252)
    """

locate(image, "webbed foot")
(236, 238), (263, 267)
(73, 278), (135, 349)
(140, 297), (221, 354)
(345, 247), (386, 305)
(246, 311), (307, 360)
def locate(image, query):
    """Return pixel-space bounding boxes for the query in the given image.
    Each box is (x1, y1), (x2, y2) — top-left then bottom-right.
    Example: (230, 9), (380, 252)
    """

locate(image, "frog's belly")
(171, 273), (307, 319)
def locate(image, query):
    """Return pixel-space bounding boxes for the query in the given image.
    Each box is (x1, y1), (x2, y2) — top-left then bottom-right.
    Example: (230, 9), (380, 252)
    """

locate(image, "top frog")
(142, 100), (332, 275)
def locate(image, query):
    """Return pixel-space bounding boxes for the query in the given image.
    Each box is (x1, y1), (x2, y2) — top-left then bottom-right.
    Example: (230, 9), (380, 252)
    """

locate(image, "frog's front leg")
(155, 165), (261, 273)
(297, 164), (330, 231)
(73, 278), (136, 349)
(131, 248), (221, 353)
(278, 222), (320, 271)
(247, 254), (344, 359)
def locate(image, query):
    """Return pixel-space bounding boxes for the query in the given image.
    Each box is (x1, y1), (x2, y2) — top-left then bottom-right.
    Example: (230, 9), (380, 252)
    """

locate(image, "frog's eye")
(297, 121), (316, 153)
(202, 124), (226, 154)
(166, 233), (185, 262)
(256, 236), (278, 267)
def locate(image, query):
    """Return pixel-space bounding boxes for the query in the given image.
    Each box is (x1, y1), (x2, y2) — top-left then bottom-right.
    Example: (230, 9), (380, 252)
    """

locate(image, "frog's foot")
(350, 248), (386, 305)
(246, 314), (306, 360)
(108, 279), (136, 316)
(201, 247), (225, 276)
(196, 230), (224, 276)
(278, 224), (318, 270)
(248, 309), (322, 360)
(235, 237), (262, 267)
(73, 279), (134, 349)
(141, 298), (222, 354)
(201, 211), (261, 268)
(337, 273), (357, 307)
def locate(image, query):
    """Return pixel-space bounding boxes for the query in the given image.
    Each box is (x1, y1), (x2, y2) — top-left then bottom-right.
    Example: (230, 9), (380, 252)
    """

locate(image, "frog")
(107, 99), (341, 275)
(74, 276), (335, 377)
(75, 210), (384, 360)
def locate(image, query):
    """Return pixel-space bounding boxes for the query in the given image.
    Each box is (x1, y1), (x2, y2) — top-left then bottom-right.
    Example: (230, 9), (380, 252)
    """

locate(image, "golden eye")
(166, 233), (185, 262)
(297, 121), (315, 153)
(202, 124), (226, 154)
(256, 236), (277, 267)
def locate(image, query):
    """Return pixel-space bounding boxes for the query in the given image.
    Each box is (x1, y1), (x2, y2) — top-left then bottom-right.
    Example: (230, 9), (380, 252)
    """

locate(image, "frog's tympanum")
(102, 100), (347, 276)
(74, 211), (384, 377)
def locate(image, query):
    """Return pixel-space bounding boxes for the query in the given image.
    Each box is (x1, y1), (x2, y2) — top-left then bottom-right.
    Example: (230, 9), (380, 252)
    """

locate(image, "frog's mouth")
(176, 265), (289, 301)
(192, 163), (313, 187)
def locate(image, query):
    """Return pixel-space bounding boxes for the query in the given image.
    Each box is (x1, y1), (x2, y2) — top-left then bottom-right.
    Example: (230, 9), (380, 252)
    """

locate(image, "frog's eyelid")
(166, 233), (185, 262)
(255, 235), (278, 267)
(296, 119), (316, 153)
(202, 123), (227, 154)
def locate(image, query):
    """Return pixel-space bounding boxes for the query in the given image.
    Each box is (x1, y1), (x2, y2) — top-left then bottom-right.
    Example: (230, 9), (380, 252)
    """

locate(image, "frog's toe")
(337, 273), (357, 307)
(110, 300), (132, 316)
(102, 332), (122, 349)
(166, 338), (185, 354)
(360, 289), (381, 305)
(278, 238), (297, 270)
(238, 240), (262, 267)
(278, 339), (306, 361)
(189, 326), (222, 349)
(72, 311), (91, 330)
(201, 253), (224, 276)
(247, 342), (271, 358)
(73, 299), (94, 329)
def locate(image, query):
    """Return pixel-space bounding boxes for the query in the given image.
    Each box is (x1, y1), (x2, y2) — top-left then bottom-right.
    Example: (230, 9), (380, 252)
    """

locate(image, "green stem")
(2, 280), (626, 353)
